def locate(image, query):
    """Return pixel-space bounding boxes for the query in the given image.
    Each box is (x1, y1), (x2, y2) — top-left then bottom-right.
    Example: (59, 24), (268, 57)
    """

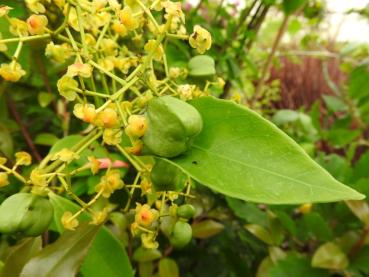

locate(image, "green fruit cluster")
(0, 193), (54, 237)
(142, 96), (203, 158)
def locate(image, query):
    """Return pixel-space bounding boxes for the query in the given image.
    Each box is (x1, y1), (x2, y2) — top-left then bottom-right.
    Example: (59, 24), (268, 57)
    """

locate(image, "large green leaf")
(168, 97), (364, 204)
(20, 223), (99, 277)
(0, 237), (42, 277)
(49, 193), (133, 277)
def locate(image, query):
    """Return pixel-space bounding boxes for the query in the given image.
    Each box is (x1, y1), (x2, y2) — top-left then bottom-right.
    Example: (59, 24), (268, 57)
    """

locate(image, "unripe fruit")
(150, 159), (187, 192)
(0, 193), (53, 237)
(177, 204), (196, 219)
(169, 221), (192, 249)
(142, 96), (203, 158)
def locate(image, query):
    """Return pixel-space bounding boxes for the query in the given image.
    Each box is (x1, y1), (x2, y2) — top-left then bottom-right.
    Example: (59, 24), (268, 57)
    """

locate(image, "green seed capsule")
(142, 96), (203, 158)
(0, 193), (54, 237)
(150, 159), (187, 192)
(169, 221), (192, 249)
(177, 204), (196, 219)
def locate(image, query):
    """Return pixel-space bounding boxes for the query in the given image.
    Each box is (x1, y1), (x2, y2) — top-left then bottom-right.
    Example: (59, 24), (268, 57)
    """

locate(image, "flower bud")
(125, 115), (147, 137)
(27, 14), (48, 35)
(189, 25), (212, 54)
(0, 62), (26, 82)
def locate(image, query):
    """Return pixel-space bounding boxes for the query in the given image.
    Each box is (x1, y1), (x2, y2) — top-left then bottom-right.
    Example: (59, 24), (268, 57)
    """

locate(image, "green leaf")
(168, 97), (364, 204)
(49, 193), (133, 277)
(20, 223), (99, 277)
(226, 196), (268, 227)
(0, 123), (13, 158)
(0, 237), (42, 277)
(269, 254), (329, 277)
(346, 200), (369, 227)
(298, 212), (333, 242)
(34, 133), (59, 146)
(349, 66), (369, 99)
(188, 55), (216, 78)
(133, 247), (162, 262)
(159, 258), (179, 277)
(282, 0), (308, 15)
(244, 224), (273, 245)
(37, 92), (54, 108)
(311, 242), (349, 270)
(191, 219), (224, 239)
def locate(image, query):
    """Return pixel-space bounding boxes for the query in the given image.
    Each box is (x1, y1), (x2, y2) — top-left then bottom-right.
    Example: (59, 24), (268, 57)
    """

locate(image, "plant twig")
(6, 97), (42, 162)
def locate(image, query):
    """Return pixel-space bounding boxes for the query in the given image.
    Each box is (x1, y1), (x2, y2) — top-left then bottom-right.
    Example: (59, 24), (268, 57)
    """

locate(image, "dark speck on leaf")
(192, 161), (198, 165)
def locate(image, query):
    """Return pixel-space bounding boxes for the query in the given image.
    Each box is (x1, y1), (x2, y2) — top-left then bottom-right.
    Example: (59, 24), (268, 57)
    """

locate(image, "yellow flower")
(15, 151), (32, 166)
(189, 25), (212, 54)
(90, 208), (108, 225)
(95, 169), (124, 198)
(57, 75), (78, 101)
(54, 0), (65, 9)
(0, 173), (9, 188)
(125, 140), (143, 155)
(25, 0), (46, 14)
(0, 62), (26, 82)
(178, 84), (194, 100)
(141, 232), (159, 249)
(162, 1), (183, 19)
(45, 42), (72, 63)
(112, 21), (127, 37)
(85, 33), (96, 46)
(140, 178), (152, 194)
(100, 39), (118, 56)
(61, 211), (79, 231)
(73, 103), (97, 123)
(125, 115), (147, 137)
(27, 14), (48, 35)
(118, 6), (138, 31)
(67, 8), (79, 31)
(144, 40), (164, 61)
(51, 148), (80, 162)
(88, 156), (101, 175)
(134, 203), (159, 227)
(67, 62), (93, 78)
(0, 157), (7, 165)
(9, 18), (28, 36)
(98, 57), (115, 72)
(0, 6), (12, 17)
(93, 108), (120, 128)
(169, 67), (181, 79)
(103, 128), (122, 145)
(30, 168), (47, 187)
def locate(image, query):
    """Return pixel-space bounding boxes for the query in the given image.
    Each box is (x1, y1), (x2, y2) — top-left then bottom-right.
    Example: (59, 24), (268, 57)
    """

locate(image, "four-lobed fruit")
(142, 96), (203, 158)
(150, 159), (187, 191)
(0, 193), (54, 237)
(169, 221), (192, 249)
(177, 204), (196, 219)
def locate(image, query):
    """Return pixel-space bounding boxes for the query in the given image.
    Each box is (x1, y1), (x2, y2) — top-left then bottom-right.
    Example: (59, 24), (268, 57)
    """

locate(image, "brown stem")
(7, 97), (42, 162)
(252, 14), (290, 105)
(349, 228), (369, 257)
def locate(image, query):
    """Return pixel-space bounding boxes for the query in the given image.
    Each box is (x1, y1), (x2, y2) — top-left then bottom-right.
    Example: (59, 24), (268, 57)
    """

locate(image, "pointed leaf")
(191, 219), (224, 239)
(20, 223), (99, 277)
(49, 193), (133, 277)
(159, 258), (179, 277)
(0, 237), (42, 277)
(311, 242), (349, 270)
(168, 97), (364, 204)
